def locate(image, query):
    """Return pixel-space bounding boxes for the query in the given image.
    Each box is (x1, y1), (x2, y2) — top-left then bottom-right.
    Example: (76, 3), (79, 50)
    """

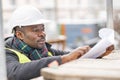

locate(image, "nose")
(38, 31), (46, 37)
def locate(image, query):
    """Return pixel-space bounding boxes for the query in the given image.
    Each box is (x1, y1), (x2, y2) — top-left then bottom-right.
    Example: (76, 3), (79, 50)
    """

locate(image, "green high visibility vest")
(6, 48), (31, 63)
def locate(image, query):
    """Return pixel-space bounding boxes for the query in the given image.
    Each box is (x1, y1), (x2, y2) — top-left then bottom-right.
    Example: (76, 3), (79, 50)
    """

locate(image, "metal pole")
(106, 0), (118, 49)
(106, 0), (113, 29)
(0, 0), (7, 80)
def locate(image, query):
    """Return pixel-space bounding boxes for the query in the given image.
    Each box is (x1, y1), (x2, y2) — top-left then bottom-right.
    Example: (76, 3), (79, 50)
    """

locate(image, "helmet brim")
(20, 19), (51, 26)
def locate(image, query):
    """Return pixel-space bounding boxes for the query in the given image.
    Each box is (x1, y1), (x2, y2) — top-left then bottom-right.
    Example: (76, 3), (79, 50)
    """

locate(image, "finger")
(79, 46), (90, 53)
(79, 50), (85, 56)
(107, 45), (114, 51)
(77, 48), (88, 56)
(86, 46), (91, 51)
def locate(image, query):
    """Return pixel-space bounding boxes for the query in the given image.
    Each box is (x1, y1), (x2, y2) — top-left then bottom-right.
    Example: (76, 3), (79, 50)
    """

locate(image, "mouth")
(37, 38), (45, 44)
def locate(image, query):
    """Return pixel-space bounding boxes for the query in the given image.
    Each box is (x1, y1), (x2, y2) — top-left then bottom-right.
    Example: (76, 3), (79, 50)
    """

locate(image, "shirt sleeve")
(6, 50), (62, 80)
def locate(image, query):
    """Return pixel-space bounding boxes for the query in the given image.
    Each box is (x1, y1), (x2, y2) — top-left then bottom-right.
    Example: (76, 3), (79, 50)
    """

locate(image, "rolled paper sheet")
(99, 28), (114, 44)
(80, 39), (112, 58)
(80, 28), (114, 59)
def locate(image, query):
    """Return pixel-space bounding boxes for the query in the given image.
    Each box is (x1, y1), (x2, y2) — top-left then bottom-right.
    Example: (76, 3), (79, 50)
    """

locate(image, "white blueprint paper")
(80, 39), (112, 58)
(80, 28), (114, 59)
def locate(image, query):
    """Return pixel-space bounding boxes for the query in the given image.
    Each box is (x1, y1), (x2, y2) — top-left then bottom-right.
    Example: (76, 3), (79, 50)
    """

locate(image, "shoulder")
(5, 48), (19, 61)
(5, 36), (13, 41)
(45, 42), (52, 48)
(5, 36), (14, 47)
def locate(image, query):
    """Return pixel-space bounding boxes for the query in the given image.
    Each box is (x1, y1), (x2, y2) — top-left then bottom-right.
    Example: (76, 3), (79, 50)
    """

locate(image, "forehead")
(22, 24), (44, 29)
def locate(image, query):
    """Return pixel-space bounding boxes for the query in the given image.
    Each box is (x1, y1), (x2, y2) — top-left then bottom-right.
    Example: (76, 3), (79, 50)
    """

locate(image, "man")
(5, 6), (114, 80)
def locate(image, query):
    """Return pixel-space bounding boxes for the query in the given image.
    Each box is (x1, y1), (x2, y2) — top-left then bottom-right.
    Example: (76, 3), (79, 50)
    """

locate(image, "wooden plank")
(41, 50), (120, 80)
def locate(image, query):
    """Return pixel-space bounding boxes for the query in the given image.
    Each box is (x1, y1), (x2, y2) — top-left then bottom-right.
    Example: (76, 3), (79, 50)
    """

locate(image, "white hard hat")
(7, 5), (50, 29)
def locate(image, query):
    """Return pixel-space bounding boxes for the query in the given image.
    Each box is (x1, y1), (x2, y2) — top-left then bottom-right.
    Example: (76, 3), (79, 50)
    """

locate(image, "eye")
(41, 28), (44, 31)
(33, 29), (40, 32)
(32, 25), (45, 33)
(32, 28), (45, 33)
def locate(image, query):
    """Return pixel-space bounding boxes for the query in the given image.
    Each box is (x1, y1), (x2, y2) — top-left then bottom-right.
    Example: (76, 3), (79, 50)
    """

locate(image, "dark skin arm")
(60, 45), (114, 62)
(61, 46), (90, 64)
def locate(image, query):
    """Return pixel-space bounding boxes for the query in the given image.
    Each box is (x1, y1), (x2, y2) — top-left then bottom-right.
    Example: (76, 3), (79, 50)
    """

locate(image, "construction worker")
(5, 5), (114, 80)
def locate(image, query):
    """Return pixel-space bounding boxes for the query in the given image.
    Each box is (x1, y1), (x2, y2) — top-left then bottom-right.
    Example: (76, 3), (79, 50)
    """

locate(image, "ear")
(15, 31), (24, 40)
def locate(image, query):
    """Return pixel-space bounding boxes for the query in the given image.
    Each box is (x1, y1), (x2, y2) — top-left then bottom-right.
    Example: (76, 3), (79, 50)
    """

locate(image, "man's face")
(18, 24), (46, 49)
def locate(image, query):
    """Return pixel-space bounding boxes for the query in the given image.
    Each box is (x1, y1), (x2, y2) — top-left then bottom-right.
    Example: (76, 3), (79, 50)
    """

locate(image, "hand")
(97, 45), (114, 58)
(61, 46), (91, 64)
